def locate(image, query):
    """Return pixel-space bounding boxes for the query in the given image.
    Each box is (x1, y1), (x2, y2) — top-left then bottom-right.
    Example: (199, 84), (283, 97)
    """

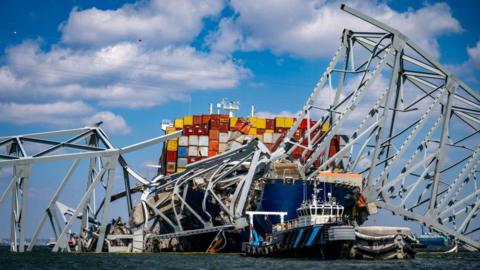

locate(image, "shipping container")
(275, 117), (285, 128)
(177, 158), (188, 168)
(179, 136), (189, 146)
(266, 119), (274, 129)
(264, 133), (273, 144)
(167, 140), (178, 151)
(183, 115), (193, 126)
(219, 133), (229, 143)
(166, 150), (177, 162)
(174, 118), (184, 128)
(209, 140), (219, 151)
(199, 136), (209, 146)
(209, 129), (219, 140)
(166, 162), (176, 173)
(188, 135), (199, 146)
(256, 118), (266, 129)
(188, 146), (199, 157)
(219, 143), (227, 153)
(193, 115), (202, 125)
(178, 146), (188, 158)
(230, 117), (238, 128)
(199, 146), (208, 157)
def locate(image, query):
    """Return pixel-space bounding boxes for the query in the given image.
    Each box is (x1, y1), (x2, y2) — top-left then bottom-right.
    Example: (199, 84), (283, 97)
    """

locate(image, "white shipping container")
(219, 133), (229, 143)
(263, 133), (273, 144)
(219, 143), (227, 153)
(188, 146), (198, 156)
(188, 135), (199, 146)
(179, 136), (189, 146)
(177, 158), (188, 168)
(198, 136), (209, 146)
(199, 146), (208, 157)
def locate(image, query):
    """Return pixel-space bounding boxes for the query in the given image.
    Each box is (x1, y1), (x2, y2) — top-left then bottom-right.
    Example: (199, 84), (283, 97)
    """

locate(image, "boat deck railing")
(272, 215), (343, 233)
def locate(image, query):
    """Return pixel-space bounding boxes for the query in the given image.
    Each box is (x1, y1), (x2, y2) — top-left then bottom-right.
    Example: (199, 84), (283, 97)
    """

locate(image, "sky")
(0, 0), (479, 239)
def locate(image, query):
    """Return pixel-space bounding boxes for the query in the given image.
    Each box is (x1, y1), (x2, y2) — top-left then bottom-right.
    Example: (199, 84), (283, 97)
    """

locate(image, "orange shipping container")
(209, 140), (219, 151)
(202, 115), (211, 124)
(208, 150), (218, 157)
(209, 129), (219, 140)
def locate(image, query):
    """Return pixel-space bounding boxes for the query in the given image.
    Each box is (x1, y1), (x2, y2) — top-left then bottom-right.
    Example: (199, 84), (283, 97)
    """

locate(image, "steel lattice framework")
(279, 5), (480, 250)
(0, 124), (181, 252)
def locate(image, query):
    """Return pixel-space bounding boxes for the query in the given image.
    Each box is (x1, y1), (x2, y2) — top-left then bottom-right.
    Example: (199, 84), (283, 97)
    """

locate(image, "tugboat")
(242, 181), (355, 258)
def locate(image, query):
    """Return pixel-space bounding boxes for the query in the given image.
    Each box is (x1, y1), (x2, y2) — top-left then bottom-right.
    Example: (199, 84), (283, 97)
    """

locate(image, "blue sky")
(0, 0), (479, 238)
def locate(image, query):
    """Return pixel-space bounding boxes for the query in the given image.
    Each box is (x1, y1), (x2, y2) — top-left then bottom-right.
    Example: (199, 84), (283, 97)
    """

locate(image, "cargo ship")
(150, 100), (364, 252)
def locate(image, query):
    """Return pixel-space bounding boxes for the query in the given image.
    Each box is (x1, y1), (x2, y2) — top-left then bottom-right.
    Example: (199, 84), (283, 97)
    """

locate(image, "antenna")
(216, 98), (240, 116)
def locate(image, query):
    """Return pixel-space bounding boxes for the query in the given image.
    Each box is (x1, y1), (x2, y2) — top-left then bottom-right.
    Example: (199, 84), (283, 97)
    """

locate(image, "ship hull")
(243, 224), (355, 258)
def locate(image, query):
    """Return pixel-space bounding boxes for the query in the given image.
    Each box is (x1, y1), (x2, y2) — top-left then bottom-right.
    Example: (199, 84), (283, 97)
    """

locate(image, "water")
(1, 247), (479, 270)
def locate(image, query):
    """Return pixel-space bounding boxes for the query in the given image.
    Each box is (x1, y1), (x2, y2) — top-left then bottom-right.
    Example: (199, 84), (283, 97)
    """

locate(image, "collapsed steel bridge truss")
(0, 124), (181, 252)
(137, 140), (271, 248)
(280, 5), (480, 249)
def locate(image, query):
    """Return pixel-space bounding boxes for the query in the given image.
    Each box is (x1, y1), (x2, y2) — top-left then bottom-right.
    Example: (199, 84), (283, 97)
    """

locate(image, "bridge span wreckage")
(1, 5), (479, 253)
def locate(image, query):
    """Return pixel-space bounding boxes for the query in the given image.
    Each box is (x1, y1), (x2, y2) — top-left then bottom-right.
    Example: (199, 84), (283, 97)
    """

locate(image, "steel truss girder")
(275, 5), (480, 250)
(0, 126), (182, 252)
(138, 140), (272, 243)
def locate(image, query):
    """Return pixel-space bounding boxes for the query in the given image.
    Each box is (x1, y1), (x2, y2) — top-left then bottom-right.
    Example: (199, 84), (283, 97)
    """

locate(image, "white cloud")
(60, 0), (223, 48)
(2, 41), (248, 108)
(208, 0), (462, 59)
(0, 101), (130, 134)
(466, 40), (480, 69)
(82, 111), (131, 135)
(446, 39), (480, 84)
(0, 0), (250, 135)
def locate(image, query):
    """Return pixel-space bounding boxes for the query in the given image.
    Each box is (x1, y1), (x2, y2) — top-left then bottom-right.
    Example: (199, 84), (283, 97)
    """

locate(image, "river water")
(1, 247), (479, 270)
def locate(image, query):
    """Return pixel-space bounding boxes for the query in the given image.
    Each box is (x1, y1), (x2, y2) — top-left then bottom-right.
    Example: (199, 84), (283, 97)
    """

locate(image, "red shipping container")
(256, 128), (265, 135)
(166, 162), (176, 173)
(266, 119), (274, 129)
(210, 119), (220, 130)
(208, 150), (219, 157)
(166, 150), (177, 162)
(194, 124), (207, 136)
(219, 114), (229, 120)
(202, 115), (211, 124)
(193, 115), (202, 125)
(219, 125), (229, 133)
(209, 140), (219, 151)
(183, 125), (194, 136)
(299, 118), (316, 129)
(209, 129), (219, 140)
(187, 156), (201, 164)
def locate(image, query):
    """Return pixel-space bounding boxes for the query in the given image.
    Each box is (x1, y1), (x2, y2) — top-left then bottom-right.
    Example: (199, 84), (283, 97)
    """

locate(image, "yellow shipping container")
(247, 116), (257, 127)
(256, 118), (266, 129)
(183, 116), (193, 126)
(322, 121), (330, 132)
(230, 117), (238, 128)
(176, 167), (186, 173)
(285, 117), (295, 128)
(174, 118), (184, 128)
(248, 127), (257, 135)
(167, 140), (178, 151)
(275, 117), (285, 128)
(265, 129), (274, 133)
(166, 126), (176, 134)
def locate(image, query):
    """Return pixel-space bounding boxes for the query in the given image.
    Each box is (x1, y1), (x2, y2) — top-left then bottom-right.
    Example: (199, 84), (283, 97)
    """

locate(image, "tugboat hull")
(243, 225), (355, 258)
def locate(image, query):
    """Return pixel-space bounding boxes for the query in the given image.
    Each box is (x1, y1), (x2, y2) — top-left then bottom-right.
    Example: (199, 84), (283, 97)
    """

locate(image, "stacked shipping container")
(163, 114), (335, 175)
